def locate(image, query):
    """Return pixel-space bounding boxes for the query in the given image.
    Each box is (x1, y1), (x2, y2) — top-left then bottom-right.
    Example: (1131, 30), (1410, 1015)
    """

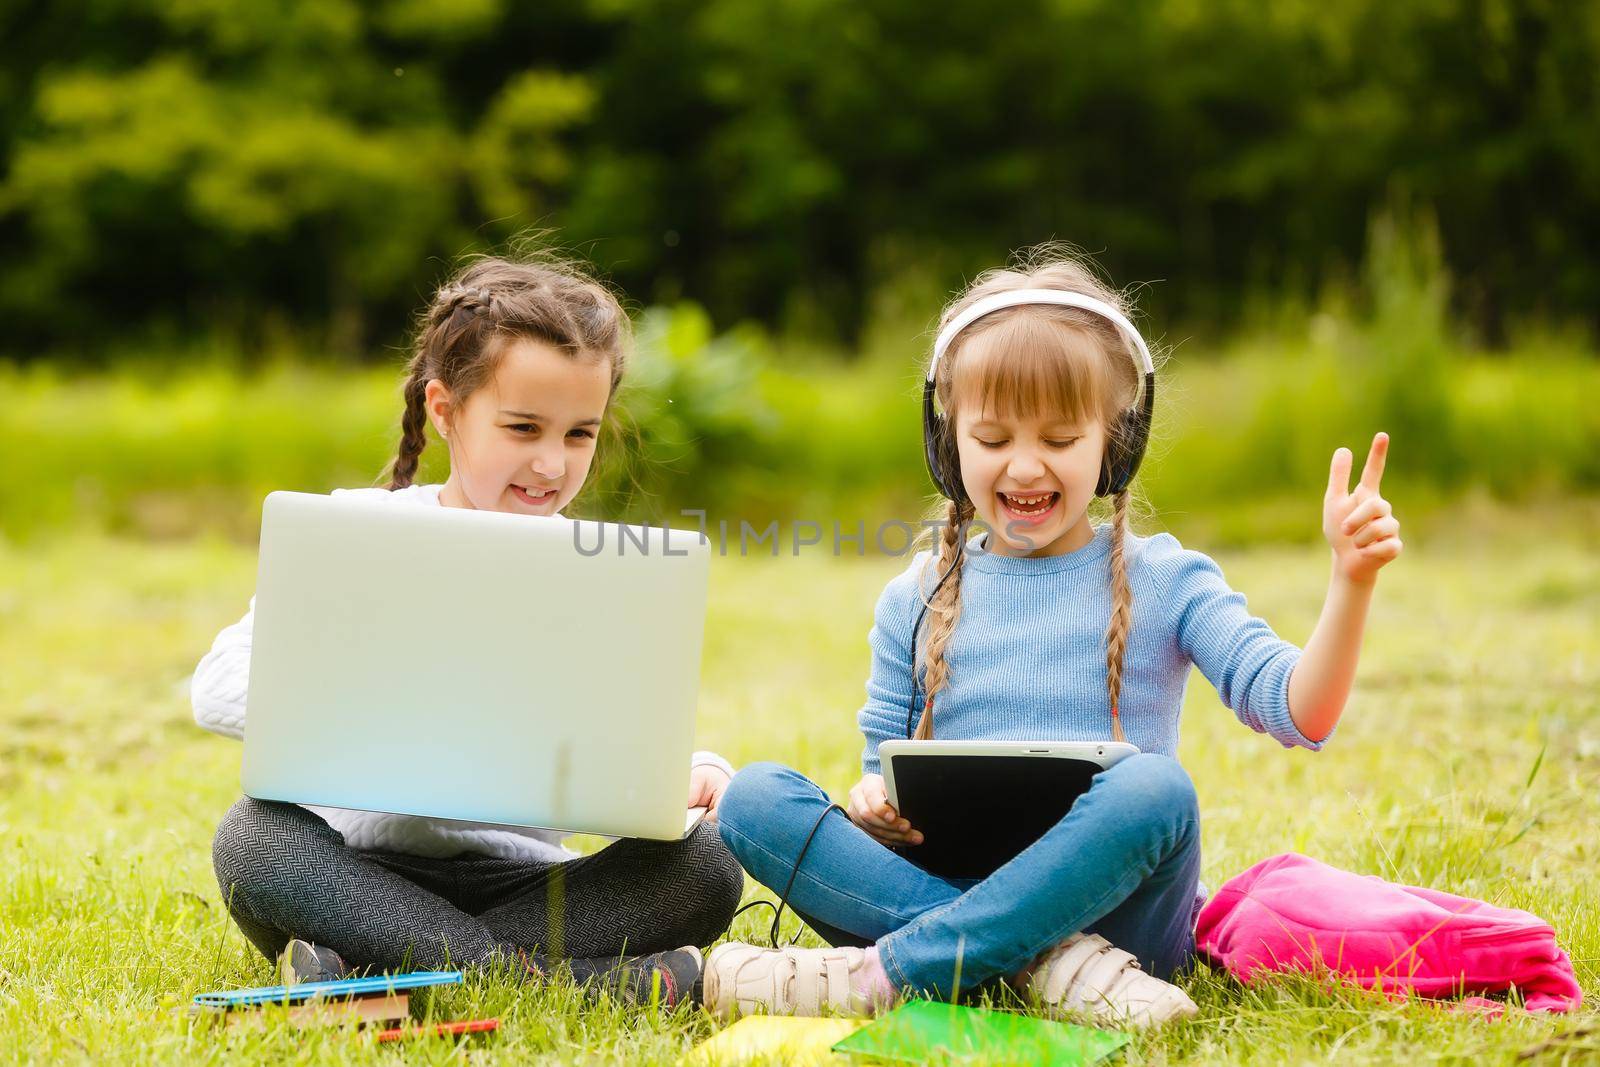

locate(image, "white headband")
(928, 288), (1155, 382)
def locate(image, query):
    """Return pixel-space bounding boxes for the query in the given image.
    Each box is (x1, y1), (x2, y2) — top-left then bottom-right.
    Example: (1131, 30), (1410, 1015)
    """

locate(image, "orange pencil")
(373, 1018), (499, 1042)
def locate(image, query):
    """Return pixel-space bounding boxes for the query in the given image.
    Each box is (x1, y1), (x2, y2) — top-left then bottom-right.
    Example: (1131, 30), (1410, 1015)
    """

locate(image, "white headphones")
(929, 288), (1155, 379)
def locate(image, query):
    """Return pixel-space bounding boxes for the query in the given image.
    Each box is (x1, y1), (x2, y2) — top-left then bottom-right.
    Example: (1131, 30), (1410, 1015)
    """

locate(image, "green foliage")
(1126, 199), (1600, 543)
(585, 303), (779, 520)
(4, 198), (1595, 545)
(470, 70), (598, 223)
(1358, 198), (1458, 487)
(2, 0), (1598, 352)
(4, 310), (1596, 547)
(2, 358), (409, 540)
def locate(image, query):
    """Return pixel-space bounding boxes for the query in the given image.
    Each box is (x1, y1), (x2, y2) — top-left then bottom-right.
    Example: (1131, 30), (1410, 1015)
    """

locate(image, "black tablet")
(879, 739), (1139, 880)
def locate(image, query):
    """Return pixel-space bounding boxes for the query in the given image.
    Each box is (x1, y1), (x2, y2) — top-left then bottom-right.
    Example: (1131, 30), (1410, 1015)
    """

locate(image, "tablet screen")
(888, 754), (1103, 880)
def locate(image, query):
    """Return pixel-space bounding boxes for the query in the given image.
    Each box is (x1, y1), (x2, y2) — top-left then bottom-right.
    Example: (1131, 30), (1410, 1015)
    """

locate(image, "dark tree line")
(1, 0), (1594, 359)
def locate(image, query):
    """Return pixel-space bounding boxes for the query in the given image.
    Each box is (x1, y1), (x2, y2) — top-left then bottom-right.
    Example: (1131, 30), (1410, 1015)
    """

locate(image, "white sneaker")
(1025, 933), (1198, 1028)
(702, 942), (882, 1021)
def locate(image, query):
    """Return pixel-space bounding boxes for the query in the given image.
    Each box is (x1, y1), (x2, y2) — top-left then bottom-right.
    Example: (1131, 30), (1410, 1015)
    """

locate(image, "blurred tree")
(0, 0), (1594, 358)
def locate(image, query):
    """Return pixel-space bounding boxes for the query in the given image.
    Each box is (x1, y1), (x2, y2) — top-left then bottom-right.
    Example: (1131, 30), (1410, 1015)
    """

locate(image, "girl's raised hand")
(1324, 431), (1403, 585)
(847, 773), (923, 847)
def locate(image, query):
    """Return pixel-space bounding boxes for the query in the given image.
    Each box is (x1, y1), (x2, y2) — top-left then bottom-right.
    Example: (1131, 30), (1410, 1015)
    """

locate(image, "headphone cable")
(725, 801), (847, 949)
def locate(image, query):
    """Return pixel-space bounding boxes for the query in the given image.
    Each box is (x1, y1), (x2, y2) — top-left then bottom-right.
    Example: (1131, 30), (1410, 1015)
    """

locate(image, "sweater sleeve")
(191, 598), (255, 741)
(691, 750), (736, 778)
(856, 556), (925, 776)
(1154, 536), (1328, 751)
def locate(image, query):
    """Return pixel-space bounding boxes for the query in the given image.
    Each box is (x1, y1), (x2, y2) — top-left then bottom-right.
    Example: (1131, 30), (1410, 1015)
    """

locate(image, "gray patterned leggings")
(211, 797), (745, 974)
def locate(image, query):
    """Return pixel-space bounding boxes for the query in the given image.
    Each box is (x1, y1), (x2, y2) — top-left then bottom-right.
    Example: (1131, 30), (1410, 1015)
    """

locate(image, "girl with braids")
(706, 247), (1402, 1025)
(192, 255), (744, 1006)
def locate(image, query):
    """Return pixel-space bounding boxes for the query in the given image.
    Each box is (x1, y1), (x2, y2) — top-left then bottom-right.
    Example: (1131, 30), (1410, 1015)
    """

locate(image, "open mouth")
(512, 484), (558, 506)
(997, 491), (1060, 525)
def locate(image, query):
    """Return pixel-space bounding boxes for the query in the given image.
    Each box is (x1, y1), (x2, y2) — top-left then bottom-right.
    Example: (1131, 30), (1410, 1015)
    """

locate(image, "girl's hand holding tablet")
(847, 773), (923, 846)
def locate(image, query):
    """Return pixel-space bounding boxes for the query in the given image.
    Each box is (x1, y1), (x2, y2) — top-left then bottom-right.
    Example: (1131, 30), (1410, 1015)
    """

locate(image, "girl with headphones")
(703, 246), (1402, 1026)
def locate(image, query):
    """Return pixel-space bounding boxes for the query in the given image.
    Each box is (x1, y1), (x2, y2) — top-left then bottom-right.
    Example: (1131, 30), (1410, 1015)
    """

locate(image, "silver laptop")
(241, 490), (710, 841)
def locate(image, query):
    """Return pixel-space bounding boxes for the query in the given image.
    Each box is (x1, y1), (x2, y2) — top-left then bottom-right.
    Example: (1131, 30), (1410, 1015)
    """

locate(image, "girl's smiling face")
(425, 338), (613, 516)
(956, 406), (1106, 557)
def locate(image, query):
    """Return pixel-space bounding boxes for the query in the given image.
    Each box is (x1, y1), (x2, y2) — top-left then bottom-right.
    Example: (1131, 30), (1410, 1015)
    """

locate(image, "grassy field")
(1, 500), (1597, 1063)
(6, 335), (1599, 547)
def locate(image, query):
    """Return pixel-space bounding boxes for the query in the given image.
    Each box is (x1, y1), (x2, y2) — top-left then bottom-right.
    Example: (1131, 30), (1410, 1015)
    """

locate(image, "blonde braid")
(1104, 489), (1133, 741)
(915, 496), (975, 740)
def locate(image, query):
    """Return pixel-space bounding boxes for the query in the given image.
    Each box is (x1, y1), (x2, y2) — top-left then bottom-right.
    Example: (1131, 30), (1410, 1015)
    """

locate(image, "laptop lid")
(241, 491), (710, 841)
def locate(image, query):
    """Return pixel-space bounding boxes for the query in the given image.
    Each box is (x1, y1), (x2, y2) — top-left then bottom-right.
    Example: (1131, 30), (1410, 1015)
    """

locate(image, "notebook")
(682, 1016), (867, 1065)
(831, 1001), (1130, 1065)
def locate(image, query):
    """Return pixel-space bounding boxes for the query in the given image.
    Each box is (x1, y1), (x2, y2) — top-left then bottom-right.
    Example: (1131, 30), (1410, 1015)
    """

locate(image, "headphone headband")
(929, 288), (1155, 383)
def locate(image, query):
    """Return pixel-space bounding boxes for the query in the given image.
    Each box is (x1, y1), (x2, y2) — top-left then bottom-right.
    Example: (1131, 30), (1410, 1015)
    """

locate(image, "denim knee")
(717, 761), (799, 842)
(1101, 754), (1199, 839)
(717, 760), (829, 878)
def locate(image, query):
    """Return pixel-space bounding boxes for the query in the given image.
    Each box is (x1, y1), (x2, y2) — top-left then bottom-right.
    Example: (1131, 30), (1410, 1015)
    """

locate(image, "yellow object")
(682, 1016), (868, 1066)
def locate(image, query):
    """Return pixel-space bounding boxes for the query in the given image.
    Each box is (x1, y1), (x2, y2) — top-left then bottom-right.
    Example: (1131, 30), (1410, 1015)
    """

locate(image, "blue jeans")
(717, 753), (1201, 996)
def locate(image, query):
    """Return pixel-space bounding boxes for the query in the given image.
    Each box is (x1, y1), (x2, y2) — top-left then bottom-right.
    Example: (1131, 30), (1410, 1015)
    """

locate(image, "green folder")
(831, 1001), (1130, 1065)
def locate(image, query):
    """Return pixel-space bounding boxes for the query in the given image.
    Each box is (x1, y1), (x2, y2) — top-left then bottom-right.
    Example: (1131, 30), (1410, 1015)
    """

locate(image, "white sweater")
(191, 482), (734, 863)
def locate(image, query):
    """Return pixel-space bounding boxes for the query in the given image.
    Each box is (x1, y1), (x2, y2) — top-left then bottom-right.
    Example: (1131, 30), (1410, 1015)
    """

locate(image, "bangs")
(948, 312), (1108, 427)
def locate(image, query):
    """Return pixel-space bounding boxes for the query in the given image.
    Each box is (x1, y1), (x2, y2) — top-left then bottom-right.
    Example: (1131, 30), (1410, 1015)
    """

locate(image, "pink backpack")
(1195, 853), (1582, 1013)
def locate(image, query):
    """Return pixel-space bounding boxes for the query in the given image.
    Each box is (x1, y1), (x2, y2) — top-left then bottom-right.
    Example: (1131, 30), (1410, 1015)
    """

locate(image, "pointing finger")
(1359, 432), (1389, 491)
(1327, 447), (1352, 499)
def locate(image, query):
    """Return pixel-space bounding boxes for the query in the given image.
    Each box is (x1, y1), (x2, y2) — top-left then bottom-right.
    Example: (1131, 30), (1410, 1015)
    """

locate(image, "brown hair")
(915, 246), (1148, 742)
(385, 254), (630, 490)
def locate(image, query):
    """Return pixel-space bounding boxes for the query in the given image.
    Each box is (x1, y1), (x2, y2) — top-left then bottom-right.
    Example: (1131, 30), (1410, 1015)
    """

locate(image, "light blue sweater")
(858, 524), (1327, 774)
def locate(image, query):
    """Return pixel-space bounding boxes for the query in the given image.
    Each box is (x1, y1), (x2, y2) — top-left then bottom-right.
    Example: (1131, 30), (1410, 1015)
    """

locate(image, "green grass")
(5, 333), (1599, 546)
(2, 504), (1598, 1063)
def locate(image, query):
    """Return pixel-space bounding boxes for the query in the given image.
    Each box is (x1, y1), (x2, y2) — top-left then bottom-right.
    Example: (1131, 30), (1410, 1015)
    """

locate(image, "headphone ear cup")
(1098, 407), (1150, 496)
(922, 382), (969, 504)
(926, 412), (967, 503)
(937, 417), (967, 505)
